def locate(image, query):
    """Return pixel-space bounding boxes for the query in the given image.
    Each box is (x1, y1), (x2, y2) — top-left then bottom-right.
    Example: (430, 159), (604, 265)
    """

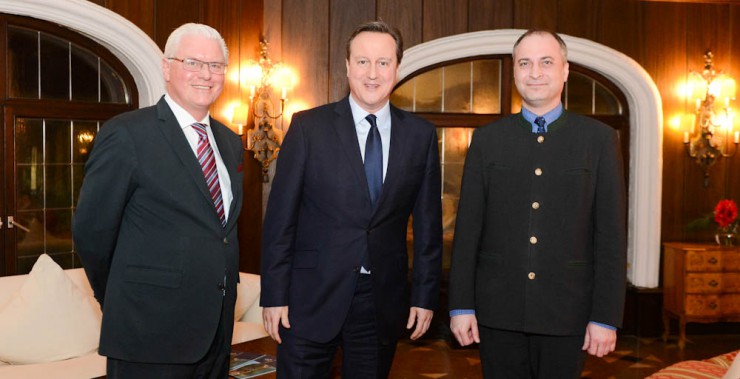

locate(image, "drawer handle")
(707, 257), (718, 265)
(709, 302), (718, 309)
(708, 280), (719, 287)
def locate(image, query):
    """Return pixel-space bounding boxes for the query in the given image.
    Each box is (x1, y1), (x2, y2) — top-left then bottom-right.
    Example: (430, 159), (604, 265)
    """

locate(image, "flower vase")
(715, 232), (738, 246)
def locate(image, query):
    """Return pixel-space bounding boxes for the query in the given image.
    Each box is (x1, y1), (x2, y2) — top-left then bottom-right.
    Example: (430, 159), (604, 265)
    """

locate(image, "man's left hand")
(582, 323), (617, 357)
(407, 307), (433, 340)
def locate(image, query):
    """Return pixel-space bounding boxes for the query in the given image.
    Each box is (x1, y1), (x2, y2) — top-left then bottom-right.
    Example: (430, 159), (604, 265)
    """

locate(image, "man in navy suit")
(260, 20), (443, 378)
(74, 23), (243, 378)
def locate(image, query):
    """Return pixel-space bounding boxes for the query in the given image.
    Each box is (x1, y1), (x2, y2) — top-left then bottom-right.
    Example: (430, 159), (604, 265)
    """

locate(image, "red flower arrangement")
(714, 199), (739, 232)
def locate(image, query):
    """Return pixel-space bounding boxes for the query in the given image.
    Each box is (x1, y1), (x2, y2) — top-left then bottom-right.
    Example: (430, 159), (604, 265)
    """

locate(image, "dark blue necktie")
(534, 116), (547, 134)
(364, 114), (383, 207)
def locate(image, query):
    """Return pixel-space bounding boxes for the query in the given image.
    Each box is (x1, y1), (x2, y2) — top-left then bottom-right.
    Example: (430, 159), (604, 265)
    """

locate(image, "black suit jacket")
(260, 97), (443, 344)
(73, 97), (244, 363)
(449, 112), (627, 335)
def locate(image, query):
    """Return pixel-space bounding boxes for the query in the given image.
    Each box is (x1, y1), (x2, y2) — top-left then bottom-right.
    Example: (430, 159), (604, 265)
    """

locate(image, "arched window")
(391, 55), (629, 272)
(2, 15), (137, 275)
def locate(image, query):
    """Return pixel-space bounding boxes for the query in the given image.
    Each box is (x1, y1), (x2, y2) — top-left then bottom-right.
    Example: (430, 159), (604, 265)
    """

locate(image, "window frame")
(1, 14), (138, 275)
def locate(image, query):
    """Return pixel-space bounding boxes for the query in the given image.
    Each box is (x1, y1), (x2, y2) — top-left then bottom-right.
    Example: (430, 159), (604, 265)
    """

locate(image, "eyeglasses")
(168, 57), (227, 74)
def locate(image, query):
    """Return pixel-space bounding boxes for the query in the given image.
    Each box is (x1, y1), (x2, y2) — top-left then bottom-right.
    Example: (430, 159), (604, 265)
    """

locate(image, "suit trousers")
(106, 296), (231, 379)
(478, 325), (586, 379)
(276, 274), (397, 378)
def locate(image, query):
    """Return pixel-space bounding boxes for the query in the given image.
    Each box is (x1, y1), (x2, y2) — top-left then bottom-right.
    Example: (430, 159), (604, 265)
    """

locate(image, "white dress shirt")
(164, 94), (233, 221)
(349, 95), (391, 181)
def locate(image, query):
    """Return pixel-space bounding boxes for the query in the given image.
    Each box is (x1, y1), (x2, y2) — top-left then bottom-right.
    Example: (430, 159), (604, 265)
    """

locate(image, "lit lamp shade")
(241, 62), (263, 87)
(719, 77), (736, 100)
(231, 105), (249, 135)
(270, 65), (298, 98)
(688, 72), (707, 100)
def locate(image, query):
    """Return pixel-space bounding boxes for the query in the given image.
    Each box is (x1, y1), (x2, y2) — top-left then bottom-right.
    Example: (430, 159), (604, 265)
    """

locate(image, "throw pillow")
(0, 254), (101, 364)
(234, 273), (260, 321)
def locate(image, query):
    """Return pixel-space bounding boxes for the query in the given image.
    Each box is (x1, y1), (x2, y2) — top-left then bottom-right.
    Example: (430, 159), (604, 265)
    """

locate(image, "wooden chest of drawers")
(662, 242), (740, 349)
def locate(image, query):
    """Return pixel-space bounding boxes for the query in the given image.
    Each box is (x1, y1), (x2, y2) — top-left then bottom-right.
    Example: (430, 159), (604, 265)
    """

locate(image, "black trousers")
(276, 274), (397, 379)
(478, 325), (586, 379)
(106, 298), (231, 379)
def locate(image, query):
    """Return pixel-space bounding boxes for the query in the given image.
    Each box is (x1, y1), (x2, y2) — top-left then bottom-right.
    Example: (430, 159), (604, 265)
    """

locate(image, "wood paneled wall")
(94, 0), (266, 273)
(94, 0), (740, 276)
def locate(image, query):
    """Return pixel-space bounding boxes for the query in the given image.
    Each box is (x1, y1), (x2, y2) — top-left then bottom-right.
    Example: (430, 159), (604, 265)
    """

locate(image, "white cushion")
(0, 254), (102, 364)
(0, 352), (106, 379)
(723, 352), (740, 379)
(231, 322), (268, 345)
(234, 273), (260, 321)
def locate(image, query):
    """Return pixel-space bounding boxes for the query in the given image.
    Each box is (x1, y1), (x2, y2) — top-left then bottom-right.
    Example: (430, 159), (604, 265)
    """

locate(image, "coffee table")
(93, 337), (278, 379)
(230, 337), (277, 378)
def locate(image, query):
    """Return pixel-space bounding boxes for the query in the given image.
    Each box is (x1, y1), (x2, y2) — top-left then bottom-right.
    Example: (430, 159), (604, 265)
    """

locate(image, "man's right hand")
(450, 314), (480, 346)
(262, 306), (290, 344)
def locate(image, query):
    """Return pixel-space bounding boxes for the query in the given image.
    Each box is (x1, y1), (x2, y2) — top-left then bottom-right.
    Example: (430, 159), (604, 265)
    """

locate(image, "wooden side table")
(662, 242), (740, 349)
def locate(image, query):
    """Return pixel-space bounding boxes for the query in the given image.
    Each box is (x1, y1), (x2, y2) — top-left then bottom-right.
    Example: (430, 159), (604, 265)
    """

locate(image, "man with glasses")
(74, 23), (243, 378)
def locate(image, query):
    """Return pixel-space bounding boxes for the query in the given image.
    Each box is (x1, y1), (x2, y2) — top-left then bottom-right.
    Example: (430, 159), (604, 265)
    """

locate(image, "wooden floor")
(385, 333), (740, 378)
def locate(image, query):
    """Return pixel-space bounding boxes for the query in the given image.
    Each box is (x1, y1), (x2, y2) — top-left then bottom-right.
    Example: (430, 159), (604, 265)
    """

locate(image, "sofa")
(646, 350), (740, 379)
(0, 254), (266, 379)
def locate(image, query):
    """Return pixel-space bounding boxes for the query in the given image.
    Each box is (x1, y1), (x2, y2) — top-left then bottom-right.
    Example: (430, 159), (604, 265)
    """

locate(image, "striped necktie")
(191, 123), (226, 227)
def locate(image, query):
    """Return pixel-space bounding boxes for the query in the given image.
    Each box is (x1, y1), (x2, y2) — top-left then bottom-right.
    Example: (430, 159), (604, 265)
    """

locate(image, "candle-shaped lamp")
(231, 104), (249, 136)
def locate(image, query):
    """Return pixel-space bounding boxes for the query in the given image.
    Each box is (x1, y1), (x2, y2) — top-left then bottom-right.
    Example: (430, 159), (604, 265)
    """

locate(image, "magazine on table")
(229, 351), (277, 378)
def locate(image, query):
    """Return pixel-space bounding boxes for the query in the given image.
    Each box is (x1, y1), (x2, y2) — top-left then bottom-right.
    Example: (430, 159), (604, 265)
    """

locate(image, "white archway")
(0, 0), (164, 107)
(400, 30), (663, 288)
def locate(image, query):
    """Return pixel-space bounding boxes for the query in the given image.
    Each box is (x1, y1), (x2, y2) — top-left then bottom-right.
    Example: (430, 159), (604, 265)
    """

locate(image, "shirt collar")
(521, 103), (563, 126)
(164, 94), (211, 129)
(348, 95), (391, 128)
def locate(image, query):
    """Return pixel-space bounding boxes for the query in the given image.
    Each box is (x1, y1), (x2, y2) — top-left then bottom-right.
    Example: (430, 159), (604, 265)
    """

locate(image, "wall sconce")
(231, 37), (297, 182)
(682, 51), (738, 187)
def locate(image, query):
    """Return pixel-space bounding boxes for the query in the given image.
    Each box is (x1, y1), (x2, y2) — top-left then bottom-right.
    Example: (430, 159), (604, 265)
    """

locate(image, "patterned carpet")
(386, 334), (740, 378)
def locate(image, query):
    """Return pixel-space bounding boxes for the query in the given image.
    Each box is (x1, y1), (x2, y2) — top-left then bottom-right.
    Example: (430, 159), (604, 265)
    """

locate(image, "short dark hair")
(345, 20), (404, 64)
(513, 29), (568, 61)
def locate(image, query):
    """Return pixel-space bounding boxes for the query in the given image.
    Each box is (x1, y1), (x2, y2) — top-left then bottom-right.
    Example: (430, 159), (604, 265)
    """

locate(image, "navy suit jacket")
(260, 97), (442, 344)
(73, 97), (244, 363)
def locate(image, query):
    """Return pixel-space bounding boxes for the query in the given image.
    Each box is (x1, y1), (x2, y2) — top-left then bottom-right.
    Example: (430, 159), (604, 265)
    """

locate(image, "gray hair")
(164, 23), (229, 62)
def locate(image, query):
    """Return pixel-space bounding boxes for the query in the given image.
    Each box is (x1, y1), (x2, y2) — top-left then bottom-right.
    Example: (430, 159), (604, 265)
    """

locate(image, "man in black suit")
(448, 30), (627, 378)
(260, 20), (443, 378)
(73, 23), (243, 378)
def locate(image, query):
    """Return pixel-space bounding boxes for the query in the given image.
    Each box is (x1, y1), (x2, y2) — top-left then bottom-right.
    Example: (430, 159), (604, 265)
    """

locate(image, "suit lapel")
(332, 98), (373, 207)
(372, 105), (405, 215)
(155, 99), (218, 218)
